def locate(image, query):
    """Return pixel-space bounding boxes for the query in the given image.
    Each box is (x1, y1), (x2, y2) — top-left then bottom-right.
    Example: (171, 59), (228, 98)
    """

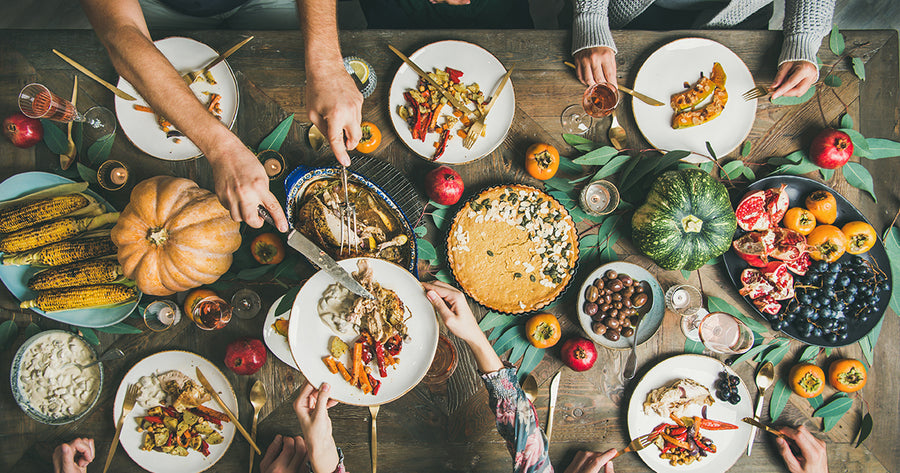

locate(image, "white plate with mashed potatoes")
(113, 350), (237, 473)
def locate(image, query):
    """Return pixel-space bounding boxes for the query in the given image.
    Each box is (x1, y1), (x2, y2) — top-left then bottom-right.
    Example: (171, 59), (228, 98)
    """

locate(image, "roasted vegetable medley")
(137, 405), (229, 457)
(648, 414), (737, 466)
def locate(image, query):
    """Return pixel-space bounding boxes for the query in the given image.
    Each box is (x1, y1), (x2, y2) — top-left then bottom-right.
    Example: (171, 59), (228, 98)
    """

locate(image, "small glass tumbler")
(143, 300), (182, 332)
(422, 334), (458, 388)
(189, 296), (232, 330)
(97, 160), (129, 191)
(231, 288), (262, 320)
(665, 284), (707, 341)
(579, 179), (620, 216)
(699, 311), (755, 354)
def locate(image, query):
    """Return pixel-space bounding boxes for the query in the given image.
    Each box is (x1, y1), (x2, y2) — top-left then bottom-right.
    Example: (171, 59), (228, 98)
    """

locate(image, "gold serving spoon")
(249, 380), (267, 473)
(608, 110), (627, 150)
(521, 374), (538, 403)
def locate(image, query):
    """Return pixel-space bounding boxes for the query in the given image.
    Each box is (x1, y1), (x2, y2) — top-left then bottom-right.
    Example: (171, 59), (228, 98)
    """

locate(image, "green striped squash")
(631, 169), (737, 270)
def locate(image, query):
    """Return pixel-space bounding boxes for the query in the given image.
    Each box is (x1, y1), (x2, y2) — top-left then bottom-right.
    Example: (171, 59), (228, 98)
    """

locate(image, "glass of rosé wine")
(18, 83), (116, 139)
(560, 81), (619, 135)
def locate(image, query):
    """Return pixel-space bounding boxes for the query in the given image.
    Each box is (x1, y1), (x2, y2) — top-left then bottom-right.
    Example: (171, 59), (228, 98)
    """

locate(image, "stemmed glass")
(698, 312), (755, 355)
(560, 81), (619, 135)
(18, 83), (116, 139)
(665, 284), (706, 341)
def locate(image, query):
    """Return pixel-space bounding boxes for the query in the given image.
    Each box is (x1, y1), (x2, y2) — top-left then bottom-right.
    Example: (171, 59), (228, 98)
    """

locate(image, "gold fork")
(611, 433), (655, 459)
(742, 85), (769, 101)
(463, 67), (514, 149)
(338, 166), (358, 257)
(369, 405), (380, 473)
(103, 383), (140, 473)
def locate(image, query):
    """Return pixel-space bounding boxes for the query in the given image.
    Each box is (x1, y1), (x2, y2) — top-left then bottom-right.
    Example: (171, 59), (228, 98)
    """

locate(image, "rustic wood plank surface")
(0, 29), (897, 473)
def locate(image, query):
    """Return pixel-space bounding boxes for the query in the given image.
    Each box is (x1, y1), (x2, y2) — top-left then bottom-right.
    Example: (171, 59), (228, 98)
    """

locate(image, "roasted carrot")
(207, 93), (221, 113)
(384, 351), (397, 367)
(336, 361), (352, 382)
(428, 103), (444, 131)
(360, 366), (372, 394)
(351, 341), (363, 385)
(133, 104), (154, 113)
(323, 356), (339, 374)
(457, 129), (467, 138)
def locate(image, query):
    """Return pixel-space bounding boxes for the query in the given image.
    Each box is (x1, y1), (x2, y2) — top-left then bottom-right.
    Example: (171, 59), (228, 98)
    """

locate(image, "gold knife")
(741, 417), (788, 441)
(52, 49), (136, 101)
(388, 45), (481, 120)
(563, 61), (664, 107)
(546, 371), (561, 440)
(195, 367), (262, 454)
(183, 36), (254, 85)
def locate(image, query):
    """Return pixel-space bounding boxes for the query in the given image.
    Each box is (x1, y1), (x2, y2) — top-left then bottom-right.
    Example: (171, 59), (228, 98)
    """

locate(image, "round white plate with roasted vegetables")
(114, 36), (240, 161)
(0, 172), (139, 327)
(288, 257), (439, 406)
(263, 295), (299, 370)
(388, 40), (515, 164)
(113, 350), (237, 473)
(627, 354), (752, 473)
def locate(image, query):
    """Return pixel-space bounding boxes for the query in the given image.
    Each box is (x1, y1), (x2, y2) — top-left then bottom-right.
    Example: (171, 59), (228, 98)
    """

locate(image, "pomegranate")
(735, 190), (769, 231)
(810, 128), (853, 169)
(762, 261), (794, 295)
(770, 227), (807, 262)
(752, 295), (782, 315)
(739, 269), (775, 299)
(764, 185), (790, 226)
(732, 231), (771, 267)
(3, 113), (43, 148)
(224, 338), (267, 375)
(560, 337), (597, 372)
(784, 252), (811, 275)
(424, 166), (464, 206)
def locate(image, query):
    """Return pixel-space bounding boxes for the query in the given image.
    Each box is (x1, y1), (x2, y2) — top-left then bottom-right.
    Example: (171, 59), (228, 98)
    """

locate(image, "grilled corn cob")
(20, 284), (137, 312)
(2, 236), (118, 266)
(28, 259), (124, 291)
(0, 194), (93, 233)
(0, 212), (118, 254)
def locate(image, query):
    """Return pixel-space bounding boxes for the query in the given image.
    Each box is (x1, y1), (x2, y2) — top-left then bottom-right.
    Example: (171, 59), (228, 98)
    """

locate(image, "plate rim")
(262, 294), (298, 370)
(387, 39), (515, 164)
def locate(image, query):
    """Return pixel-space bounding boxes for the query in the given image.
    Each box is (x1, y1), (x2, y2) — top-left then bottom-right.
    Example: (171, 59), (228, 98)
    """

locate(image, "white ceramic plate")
(114, 36), (240, 161)
(627, 354), (753, 473)
(263, 295), (298, 370)
(113, 351), (237, 473)
(288, 257), (439, 406)
(632, 37), (757, 163)
(388, 40), (515, 164)
(577, 262), (664, 350)
(0, 172), (139, 327)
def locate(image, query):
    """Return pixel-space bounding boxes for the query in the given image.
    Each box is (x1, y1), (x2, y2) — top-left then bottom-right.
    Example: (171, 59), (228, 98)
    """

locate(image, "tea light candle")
(109, 166), (128, 185)
(670, 288), (689, 309)
(264, 157), (283, 177)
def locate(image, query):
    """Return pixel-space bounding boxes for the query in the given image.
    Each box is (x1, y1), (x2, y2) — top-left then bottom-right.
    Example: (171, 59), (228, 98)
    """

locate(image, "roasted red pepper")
(375, 343), (388, 377)
(367, 372), (381, 395)
(697, 437), (716, 453)
(661, 433), (691, 450)
(360, 340), (373, 364)
(199, 439), (211, 457)
(143, 415), (163, 424)
(695, 418), (738, 430)
(670, 427), (687, 437)
(445, 67), (463, 84)
(162, 406), (178, 417)
(385, 334), (403, 356)
(433, 128), (451, 161)
(190, 408), (223, 428)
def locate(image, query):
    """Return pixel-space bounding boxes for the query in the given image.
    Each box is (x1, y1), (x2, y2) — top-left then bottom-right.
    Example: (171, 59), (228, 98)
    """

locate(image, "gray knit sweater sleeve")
(780, 0), (836, 66)
(572, 0), (616, 55)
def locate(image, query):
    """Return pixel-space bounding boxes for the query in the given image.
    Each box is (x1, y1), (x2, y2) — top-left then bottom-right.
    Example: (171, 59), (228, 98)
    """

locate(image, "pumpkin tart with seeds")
(447, 185), (578, 313)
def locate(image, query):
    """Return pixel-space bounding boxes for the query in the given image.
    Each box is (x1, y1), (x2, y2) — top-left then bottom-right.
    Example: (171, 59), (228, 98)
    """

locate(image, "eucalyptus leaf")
(769, 150), (805, 166)
(76, 327), (100, 346)
(769, 379), (791, 421)
(684, 338), (705, 354)
(882, 228), (900, 316)
(699, 161), (714, 173)
(591, 154), (631, 181)
(573, 146), (619, 166)
(428, 200), (449, 209)
(770, 157), (821, 177)
(0, 320), (18, 351)
(548, 190), (577, 209)
(825, 347), (832, 357)
(23, 322), (41, 340)
(829, 25), (845, 56)
(864, 138), (900, 159)
(414, 225), (427, 237)
(704, 142), (718, 160)
(814, 396), (853, 432)
(851, 57), (866, 81)
(761, 340), (792, 366)
(236, 264), (275, 280)
(799, 345), (820, 363)
(479, 311), (514, 331)
(855, 412), (873, 447)
(574, 143), (596, 152)
(823, 75), (842, 88)
(276, 287), (301, 316)
(681, 270), (692, 281)
(620, 155), (660, 192)
(579, 233), (600, 249)
(707, 296), (768, 333)
(41, 119), (69, 154)
(492, 325), (523, 355)
(258, 114), (294, 152)
(741, 141), (752, 157)
(808, 395), (823, 409)
(859, 317), (883, 366)
(416, 238), (437, 260)
(87, 134), (114, 165)
(558, 156), (583, 174)
(722, 160), (745, 179)
(840, 114), (854, 129)
(596, 214), (620, 242)
(617, 154), (642, 188)
(94, 322), (143, 334)
(543, 176), (575, 192)
(600, 245), (617, 263)
(73, 122), (84, 157)
(568, 174), (592, 185)
(731, 343), (770, 366)
(742, 167), (756, 181)
(820, 168), (834, 181)
(843, 162), (877, 202)
(517, 345), (544, 382)
(655, 150), (691, 174)
(431, 207), (448, 230)
(771, 85), (816, 105)
(76, 163), (99, 185)
(434, 269), (454, 284)
(508, 338), (529, 364)
(563, 133), (594, 146)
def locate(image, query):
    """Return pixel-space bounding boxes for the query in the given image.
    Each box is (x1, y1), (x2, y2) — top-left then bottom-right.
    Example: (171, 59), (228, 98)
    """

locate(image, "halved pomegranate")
(735, 190), (770, 231)
(764, 185), (790, 226)
(762, 261), (794, 295)
(733, 231), (771, 267)
(784, 252), (811, 275)
(739, 269), (775, 299)
(770, 227), (807, 261)
(753, 295), (782, 315)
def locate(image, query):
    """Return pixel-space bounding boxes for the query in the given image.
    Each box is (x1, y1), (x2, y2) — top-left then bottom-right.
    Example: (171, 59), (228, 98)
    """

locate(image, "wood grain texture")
(0, 28), (898, 473)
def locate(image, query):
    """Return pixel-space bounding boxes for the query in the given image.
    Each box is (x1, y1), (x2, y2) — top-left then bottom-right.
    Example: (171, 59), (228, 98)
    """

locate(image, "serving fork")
(742, 86), (769, 101)
(338, 166), (358, 256)
(611, 433), (655, 459)
(103, 383), (139, 473)
(463, 67), (513, 149)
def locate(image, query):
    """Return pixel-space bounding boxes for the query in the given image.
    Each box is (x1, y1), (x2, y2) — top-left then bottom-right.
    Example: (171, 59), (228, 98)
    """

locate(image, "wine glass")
(559, 81), (620, 135)
(18, 83), (116, 138)
(143, 300), (182, 332)
(698, 312), (755, 354)
(664, 284), (706, 341)
(231, 288), (262, 319)
(189, 295), (232, 330)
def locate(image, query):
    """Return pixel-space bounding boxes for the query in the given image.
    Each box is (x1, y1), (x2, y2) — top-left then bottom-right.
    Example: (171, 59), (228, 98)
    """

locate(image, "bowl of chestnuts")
(577, 261), (665, 350)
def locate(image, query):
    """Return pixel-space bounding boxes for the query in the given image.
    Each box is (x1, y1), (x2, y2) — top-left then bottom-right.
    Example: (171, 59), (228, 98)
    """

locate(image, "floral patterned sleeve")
(481, 367), (553, 473)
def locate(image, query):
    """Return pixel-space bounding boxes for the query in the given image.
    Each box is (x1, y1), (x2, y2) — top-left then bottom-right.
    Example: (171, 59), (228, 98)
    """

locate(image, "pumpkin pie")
(447, 185), (578, 313)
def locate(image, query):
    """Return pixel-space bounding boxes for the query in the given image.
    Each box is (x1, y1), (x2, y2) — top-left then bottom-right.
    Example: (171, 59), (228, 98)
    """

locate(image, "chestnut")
(604, 329), (620, 341)
(583, 301), (598, 316)
(585, 286), (599, 302)
(605, 269), (618, 280)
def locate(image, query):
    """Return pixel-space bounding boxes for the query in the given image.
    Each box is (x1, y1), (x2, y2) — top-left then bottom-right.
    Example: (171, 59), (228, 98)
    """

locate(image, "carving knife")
(258, 206), (375, 300)
(195, 367), (261, 455)
(546, 371), (561, 440)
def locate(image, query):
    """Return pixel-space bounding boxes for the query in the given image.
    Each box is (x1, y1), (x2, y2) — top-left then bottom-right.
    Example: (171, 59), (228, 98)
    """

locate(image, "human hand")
(293, 382), (340, 473)
(260, 435), (309, 473)
(306, 64), (363, 167)
(573, 47), (617, 86)
(776, 425), (828, 473)
(771, 61), (818, 100)
(563, 449), (617, 473)
(52, 438), (94, 473)
(422, 281), (481, 344)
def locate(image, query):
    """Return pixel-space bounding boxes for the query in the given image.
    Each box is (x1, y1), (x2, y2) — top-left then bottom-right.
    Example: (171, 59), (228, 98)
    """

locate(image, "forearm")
(481, 368), (552, 473)
(296, 0), (346, 84)
(572, 0), (616, 54)
(464, 335), (505, 374)
(780, 0), (836, 65)
(307, 439), (341, 473)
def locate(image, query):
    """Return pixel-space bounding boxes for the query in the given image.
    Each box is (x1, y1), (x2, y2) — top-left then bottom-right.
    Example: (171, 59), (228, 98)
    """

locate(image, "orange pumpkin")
(111, 176), (241, 296)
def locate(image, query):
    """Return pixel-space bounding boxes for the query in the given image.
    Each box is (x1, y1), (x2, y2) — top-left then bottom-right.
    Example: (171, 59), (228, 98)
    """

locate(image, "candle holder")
(97, 160), (129, 191)
(579, 179), (620, 216)
(256, 149), (285, 181)
(664, 284), (707, 341)
(343, 56), (377, 99)
(143, 300), (182, 332)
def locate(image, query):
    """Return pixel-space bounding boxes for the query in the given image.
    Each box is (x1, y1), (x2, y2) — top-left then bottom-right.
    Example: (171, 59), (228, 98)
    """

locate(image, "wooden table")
(1, 29), (898, 472)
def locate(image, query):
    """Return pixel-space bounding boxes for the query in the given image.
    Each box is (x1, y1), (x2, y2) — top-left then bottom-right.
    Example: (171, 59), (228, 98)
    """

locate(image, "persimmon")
(828, 358), (867, 393)
(841, 221), (876, 255)
(525, 143), (559, 180)
(184, 288), (217, 317)
(789, 363), (825, 398)
(783, 207), (817, 235)
(251, 233), (286, 265)
(806, 225), (847, 262)
(805, 190), (837, 224)
(525, 312), (561, 348)
(356, 122), (382, 153)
